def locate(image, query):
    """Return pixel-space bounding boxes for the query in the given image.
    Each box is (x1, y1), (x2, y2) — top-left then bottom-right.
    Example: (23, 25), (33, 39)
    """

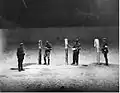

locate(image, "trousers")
(73, 51), (79, 65)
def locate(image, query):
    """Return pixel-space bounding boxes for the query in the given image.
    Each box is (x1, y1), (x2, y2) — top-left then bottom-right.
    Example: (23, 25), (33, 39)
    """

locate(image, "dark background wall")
(5, 27), (118, 48)
(1, 0), (118, 49)
(1, 0), (119, 27)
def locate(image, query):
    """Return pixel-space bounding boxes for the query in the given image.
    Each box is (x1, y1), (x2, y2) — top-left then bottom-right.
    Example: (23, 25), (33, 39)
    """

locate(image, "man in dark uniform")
(101, 38), (109, 66)
(71, 38), (81, 65)
(44, 41), (52, 65)
(17, 43), (25, 71)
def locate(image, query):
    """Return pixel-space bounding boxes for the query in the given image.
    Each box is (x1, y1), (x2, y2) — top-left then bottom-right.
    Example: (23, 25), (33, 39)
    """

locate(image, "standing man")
(17, 43), (25, 71)
(44, 41), (52, 65)
(94, 38), (100, 64)
(38, 40), (42, 64)
(71, 38), (81, 65)
(64, 38), (68, 65)
(101, 38), (109, 66)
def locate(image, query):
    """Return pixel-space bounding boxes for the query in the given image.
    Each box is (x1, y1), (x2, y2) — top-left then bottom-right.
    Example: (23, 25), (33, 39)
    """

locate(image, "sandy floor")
(0, 46), (119, 92)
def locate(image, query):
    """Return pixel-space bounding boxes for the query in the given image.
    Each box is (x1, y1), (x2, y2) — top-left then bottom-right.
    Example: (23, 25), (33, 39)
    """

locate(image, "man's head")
(20, 43), (24, 47)
(75, 38), (79, 44)
(102, 38), (107, 43)
(94, 37), (99, 40)
(46, 41), (49, 44)
(38, 40), (42, 44)
(38, 40), (41, 43)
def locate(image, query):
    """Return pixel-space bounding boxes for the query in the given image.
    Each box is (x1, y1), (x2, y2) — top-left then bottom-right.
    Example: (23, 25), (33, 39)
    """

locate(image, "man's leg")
(21, 59), (24, 70)
(48, 57), (50, 65)
(47, 52), (50, 65)
(71, 52), (75, 65)
(76, 53), (79, 65)
(44, 53), (47, 65)
(104, 53), (108, 65)
(20, 59), (22, 71)
(18, 59), (21, 71)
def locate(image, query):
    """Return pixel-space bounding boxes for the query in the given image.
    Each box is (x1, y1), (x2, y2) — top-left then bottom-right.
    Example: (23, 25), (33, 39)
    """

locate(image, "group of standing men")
(38, 40), (52, 65)
(64, 38), (81, 65)
(17, 41), (52, 71)
(16, 38), (109, 72)
(94, 38), (109, 65)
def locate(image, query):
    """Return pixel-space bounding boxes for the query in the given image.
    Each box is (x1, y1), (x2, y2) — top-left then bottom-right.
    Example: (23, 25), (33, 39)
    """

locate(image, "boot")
(18, 65), (20, 71)
(76, 62), (78, 65)
(48, 58), (50, 65)
(71, 62), (75, 65)
(44, 57), (47, 65)
(106, 61), (108, 66)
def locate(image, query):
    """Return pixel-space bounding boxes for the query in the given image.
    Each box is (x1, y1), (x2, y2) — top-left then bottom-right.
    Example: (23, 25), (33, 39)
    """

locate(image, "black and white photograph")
(0, 0), (119, 92)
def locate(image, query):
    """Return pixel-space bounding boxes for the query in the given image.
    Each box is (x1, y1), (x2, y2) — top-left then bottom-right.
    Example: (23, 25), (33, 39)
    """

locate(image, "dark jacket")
(17, 47), (25, 59)
(73, 42), (81, 53)
(101, 43), (108, 54)
(44, 43), (52, 52)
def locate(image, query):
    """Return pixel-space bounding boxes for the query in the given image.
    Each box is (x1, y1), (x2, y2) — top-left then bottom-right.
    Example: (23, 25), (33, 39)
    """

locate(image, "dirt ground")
(0, 46), (119, 92)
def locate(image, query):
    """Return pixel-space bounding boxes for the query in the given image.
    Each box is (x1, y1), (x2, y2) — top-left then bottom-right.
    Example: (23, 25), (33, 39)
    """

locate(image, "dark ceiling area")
(0, 0), (119, 28)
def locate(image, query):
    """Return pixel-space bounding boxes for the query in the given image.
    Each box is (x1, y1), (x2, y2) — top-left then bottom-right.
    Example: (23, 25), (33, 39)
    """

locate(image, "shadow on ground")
(23, 63), (37, 67)
(10, 63), (37, 70)
(10, 68), (18, 70)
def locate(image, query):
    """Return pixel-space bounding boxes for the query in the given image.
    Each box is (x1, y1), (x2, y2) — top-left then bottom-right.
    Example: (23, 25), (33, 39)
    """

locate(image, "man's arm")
(49, 43), (52, 50)
(77, 43), (81, 50)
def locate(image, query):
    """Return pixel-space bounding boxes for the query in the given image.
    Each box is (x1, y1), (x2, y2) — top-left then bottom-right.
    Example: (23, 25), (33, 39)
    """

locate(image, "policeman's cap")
(103, 38), (107, 40)
(46, 41), (49, 43)
(38, 40), (41, 42)
(20, 43), (24, 46)
(75, 38), (79, 42)
(105, 45), (108, 48)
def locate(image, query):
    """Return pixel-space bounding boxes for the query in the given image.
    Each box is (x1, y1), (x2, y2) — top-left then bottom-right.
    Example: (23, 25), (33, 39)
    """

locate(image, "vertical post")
(38, 40), (42, 64)
(0, 30), (3, 60)
(94, 38), (100, 64)
(0, 29), (6, 60)
(64, 38), (68, 65)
